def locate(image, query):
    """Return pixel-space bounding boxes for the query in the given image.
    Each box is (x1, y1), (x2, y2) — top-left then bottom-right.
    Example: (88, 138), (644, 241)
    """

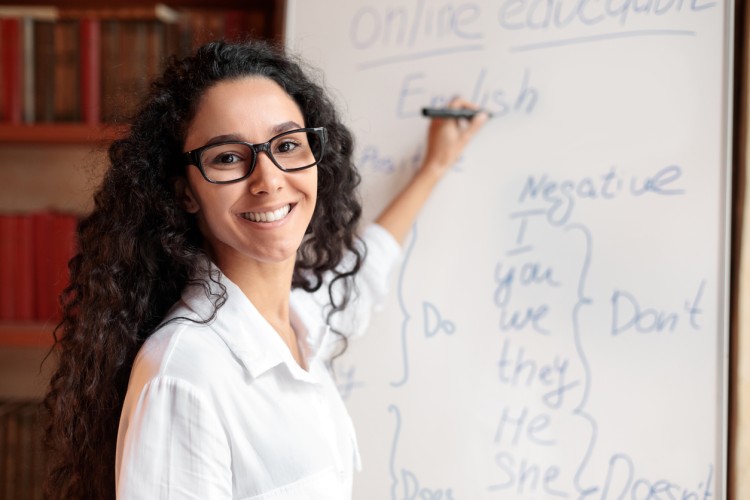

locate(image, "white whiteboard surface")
(286, 1), (733, 498)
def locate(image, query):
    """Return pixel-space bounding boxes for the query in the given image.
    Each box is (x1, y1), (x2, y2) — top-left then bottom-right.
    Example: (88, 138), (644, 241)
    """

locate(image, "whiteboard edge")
(284, 0), (296, 50)
(721, 0), (736, 497)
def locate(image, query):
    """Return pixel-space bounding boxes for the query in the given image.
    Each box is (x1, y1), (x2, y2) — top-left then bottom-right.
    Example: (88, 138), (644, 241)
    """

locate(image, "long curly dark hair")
(42, 40), (364, 500)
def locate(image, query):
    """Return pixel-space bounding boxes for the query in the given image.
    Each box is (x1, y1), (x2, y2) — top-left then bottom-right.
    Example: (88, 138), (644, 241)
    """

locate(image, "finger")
(447, 97), (487, 134)
(467, 111), (489, 132)
(447, 96), (481, 111)
(457, 111), (488, 147)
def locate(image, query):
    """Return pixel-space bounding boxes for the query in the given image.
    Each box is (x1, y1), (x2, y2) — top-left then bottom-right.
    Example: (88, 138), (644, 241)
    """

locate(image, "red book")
(33, 20), (56, 123)
(223, 10), (244, 41)
(1, 17), (22, 124)
(32, 211), (56, 321)
(80, 18), (100, 125)
(0, 20), (4, 121)
(53, 20), (80, 122)
(0, 215), (17, 320)
(49, 213), (78, 320)
(14, 213), (34, 321)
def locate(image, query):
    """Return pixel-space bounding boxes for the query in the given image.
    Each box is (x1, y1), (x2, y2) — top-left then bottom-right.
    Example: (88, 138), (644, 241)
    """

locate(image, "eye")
(274, 139), (302, 155)
(216, 152), (242, 164)
(202, 144), (252, 169)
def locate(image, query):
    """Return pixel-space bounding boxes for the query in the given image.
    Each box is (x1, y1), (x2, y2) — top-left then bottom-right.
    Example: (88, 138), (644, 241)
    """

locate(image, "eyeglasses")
(184, 127), (327, 184)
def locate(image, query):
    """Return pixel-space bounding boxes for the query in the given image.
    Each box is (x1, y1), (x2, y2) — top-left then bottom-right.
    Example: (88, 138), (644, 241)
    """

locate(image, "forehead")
(185, 77), (305, 147)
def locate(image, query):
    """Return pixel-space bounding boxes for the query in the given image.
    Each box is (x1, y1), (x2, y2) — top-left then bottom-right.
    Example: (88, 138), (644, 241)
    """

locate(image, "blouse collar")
(178, 263), (331, 384)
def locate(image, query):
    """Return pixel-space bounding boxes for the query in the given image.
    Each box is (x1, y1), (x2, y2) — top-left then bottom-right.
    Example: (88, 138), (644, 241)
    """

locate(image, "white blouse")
(115, 224), (401, 500)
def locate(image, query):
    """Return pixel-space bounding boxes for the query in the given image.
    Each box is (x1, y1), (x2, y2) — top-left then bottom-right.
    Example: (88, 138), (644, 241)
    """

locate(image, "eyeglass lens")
(200, 130), (323, 182)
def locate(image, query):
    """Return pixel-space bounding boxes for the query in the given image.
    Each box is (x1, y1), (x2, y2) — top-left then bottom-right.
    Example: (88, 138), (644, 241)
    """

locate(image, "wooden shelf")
(0, 322), (56, 348)
(0, 1), (283, 146)
(5, 0), (279, 8)
(0, 123), (127, 144)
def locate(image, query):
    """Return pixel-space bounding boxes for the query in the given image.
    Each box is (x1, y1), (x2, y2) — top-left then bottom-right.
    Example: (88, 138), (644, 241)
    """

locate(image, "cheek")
(187, 182), (241, 232)
(200, 190), (239, 224)
(186, 167), (233, 213)
(305, 174), (320, 229)
(309, 168), (319, 200)
(307, 174), (319, 219)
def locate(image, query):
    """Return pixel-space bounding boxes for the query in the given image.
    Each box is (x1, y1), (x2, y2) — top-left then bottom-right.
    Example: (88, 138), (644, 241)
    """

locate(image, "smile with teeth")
(241, 204), (292, 223)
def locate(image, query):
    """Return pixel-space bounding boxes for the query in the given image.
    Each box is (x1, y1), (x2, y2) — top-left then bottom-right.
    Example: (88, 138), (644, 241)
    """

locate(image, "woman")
(43, 40), (486, 499)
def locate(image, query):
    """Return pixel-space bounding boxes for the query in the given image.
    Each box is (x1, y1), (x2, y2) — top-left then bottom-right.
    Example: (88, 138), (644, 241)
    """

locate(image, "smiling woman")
(41, 40), (486, 500)
(177, 78), (321, 288)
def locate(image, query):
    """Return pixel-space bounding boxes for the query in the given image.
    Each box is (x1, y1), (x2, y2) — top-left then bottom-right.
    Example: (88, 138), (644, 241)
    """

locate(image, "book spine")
(206, 9), (225, 44)
(223, 10), (244, 41)
(29, 401), (46, 499)
(2, 404), (20, 496)
(0, 402), (45, 499)
(15, 214), (34, 321)
(146, 21), (164, 80)
(1, 18), (22, 124)
(50, 213), (77, 320)
(0, 215), (17, 320)
(0, 20), (4, 121)
(80, 18), (100, 126)
(32, 212), (55, 321)
(114, 21), (147, 121)
(21, 17), (34, 123)
(53, 20), (81, 122)
(17, 405), (31, 499)
(33, 20), (55, 123)
(100, 20), (118, 123)
(163, 16), (182, 59)
(60, 5), (180, 23)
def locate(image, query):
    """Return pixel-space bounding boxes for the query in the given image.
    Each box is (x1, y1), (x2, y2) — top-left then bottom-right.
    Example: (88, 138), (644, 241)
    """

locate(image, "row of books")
(0, 4), (265, 125)
(0, 212), (78, 323)
(0, 400), (45, 500)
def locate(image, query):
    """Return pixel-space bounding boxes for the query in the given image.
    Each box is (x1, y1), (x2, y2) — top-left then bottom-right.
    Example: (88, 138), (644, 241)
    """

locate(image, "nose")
(248, 152), (284, 195)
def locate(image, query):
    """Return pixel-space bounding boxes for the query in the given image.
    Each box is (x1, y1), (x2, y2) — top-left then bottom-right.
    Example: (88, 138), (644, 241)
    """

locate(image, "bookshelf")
(0, 322), (54, 347)
(0, 1), (283, 348)
(0, 0), (284, 143)
(0, 122), (125, 143)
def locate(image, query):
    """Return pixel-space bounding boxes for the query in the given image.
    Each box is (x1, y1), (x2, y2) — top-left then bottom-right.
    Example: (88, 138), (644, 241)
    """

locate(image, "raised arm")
(375, 98), (489, 244)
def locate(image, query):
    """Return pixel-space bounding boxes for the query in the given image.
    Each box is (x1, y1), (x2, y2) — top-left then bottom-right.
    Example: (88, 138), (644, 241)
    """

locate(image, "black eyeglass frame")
(183, 126), (328, 184)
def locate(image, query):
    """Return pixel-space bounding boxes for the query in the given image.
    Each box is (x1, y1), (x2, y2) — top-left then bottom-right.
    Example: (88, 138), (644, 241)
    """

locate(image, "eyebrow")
(271, 120), (304, 136)
(202, 121), (304, 147)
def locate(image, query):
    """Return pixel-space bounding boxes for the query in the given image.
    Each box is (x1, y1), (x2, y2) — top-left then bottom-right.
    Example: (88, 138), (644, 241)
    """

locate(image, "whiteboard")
(286, 1), (734, 498)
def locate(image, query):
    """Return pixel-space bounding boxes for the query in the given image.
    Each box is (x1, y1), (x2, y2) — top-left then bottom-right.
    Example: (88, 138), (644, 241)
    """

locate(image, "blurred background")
(0, 1), (282, 497)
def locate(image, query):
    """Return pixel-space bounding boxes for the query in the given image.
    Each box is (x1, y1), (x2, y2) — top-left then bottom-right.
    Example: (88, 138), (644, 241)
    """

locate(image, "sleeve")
(116, 377), (232, 500)
(356, 223), (403, 303)
(314, 223), (403, 340)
